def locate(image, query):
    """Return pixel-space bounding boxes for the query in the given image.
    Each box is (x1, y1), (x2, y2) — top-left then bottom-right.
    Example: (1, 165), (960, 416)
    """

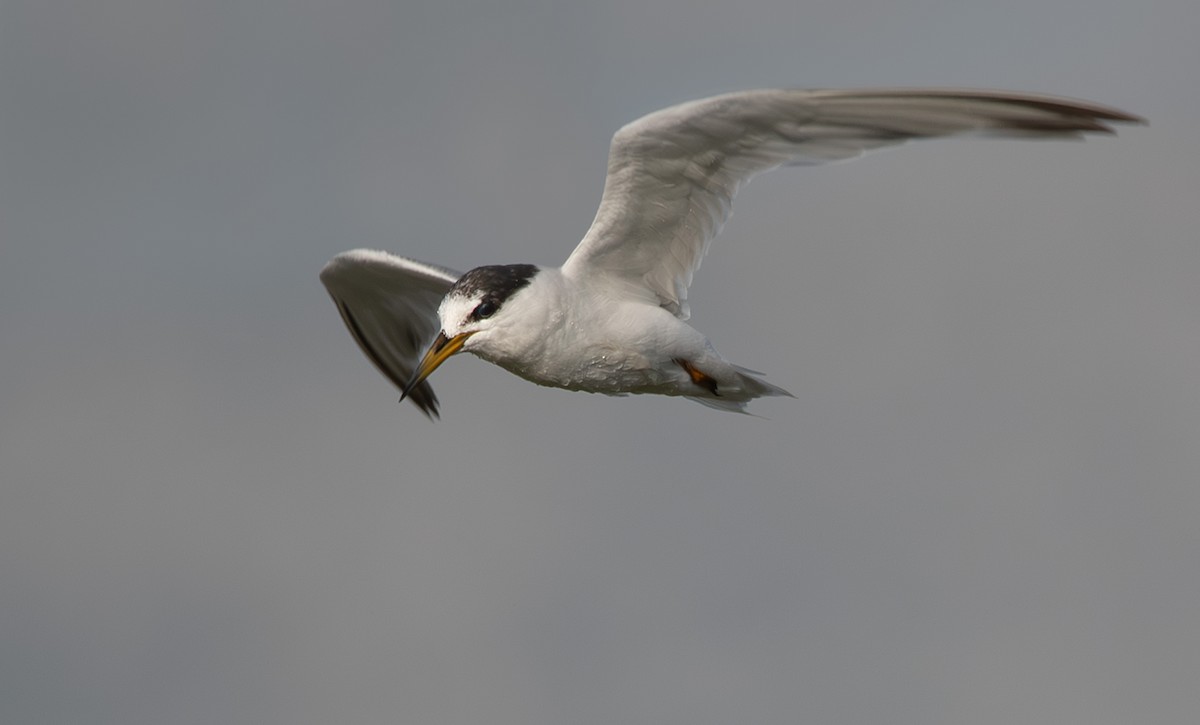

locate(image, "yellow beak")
(401, 331), (474, 402)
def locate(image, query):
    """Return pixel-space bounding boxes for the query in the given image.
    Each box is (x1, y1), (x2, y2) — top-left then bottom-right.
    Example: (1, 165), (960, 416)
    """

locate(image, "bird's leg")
(673, 358), (720, 396)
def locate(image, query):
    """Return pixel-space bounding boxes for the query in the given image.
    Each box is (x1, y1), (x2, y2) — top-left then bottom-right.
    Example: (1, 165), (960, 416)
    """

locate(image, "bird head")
(401, 264), (540, 400)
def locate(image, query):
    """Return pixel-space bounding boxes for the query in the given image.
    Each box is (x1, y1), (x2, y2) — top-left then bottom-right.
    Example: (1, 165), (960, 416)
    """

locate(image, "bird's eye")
(472, 301), (498, 320)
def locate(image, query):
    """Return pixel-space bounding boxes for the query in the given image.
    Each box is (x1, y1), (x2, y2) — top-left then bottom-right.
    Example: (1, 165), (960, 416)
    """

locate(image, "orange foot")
(673, 358), (720, 396)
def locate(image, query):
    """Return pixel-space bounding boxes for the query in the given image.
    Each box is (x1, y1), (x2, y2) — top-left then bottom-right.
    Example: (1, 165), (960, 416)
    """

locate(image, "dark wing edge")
(320, 249), (461, 419)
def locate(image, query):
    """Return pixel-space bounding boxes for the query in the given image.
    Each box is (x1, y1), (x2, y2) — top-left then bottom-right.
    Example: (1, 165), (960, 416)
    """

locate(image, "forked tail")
(687, 365), (794, 414)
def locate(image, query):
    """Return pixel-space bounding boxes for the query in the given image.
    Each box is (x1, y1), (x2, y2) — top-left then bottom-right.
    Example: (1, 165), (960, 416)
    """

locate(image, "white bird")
(321, 88), (1141, 418)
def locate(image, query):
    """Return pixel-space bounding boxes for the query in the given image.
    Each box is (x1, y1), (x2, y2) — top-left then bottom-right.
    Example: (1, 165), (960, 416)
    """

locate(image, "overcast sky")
(2, 1), (1197, 724)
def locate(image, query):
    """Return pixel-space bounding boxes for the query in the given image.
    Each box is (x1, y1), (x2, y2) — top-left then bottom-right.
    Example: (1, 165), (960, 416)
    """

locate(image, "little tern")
(321, 88), (1141, 418)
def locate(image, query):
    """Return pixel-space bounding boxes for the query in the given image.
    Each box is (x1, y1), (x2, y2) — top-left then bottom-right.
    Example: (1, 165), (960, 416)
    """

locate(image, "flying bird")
(321, 88), (1141, 418)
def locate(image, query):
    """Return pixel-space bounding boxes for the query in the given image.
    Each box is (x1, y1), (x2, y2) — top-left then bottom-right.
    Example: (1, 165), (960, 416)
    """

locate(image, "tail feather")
(734, 364), (794, 399)
(686, 365), (793, 414)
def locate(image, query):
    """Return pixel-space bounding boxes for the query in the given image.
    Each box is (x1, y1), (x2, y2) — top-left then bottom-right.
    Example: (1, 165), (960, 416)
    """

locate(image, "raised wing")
(320, 249), (461, 418)
(561, 88), (1143, 318)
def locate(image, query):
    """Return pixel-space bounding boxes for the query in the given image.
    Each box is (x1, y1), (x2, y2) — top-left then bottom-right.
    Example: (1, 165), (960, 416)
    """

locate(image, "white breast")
(473, 268), (710, 395)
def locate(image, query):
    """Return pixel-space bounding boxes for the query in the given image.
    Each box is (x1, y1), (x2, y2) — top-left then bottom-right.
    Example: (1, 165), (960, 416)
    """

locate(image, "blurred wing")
(561, 88), (1142, 318)
(320, 249), (461, 418)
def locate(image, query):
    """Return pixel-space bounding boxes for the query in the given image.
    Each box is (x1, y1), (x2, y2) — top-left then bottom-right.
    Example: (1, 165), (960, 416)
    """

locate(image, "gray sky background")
(2, 2), (1197, 724)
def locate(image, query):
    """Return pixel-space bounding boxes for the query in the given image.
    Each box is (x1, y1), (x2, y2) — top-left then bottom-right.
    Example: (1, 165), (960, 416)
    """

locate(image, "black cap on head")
(449, 264), (538, 319)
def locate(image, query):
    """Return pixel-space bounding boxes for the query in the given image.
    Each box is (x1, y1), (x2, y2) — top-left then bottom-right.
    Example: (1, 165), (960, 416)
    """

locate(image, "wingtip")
(399, 396), (441, 420)
(400, 381), (442, 420)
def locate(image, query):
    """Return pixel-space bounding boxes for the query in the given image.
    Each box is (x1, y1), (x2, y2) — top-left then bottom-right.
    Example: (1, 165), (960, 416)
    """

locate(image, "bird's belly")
(497, 344), (680, 396)
(476, 297), (712, 396)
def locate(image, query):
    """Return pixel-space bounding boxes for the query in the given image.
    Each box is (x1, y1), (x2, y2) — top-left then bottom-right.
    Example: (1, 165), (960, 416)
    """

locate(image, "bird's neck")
(474, 269), (570, 375)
